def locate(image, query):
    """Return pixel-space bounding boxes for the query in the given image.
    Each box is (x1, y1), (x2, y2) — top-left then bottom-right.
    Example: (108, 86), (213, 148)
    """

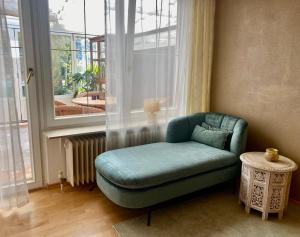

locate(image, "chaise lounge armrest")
(166, 113), (206, 143)
(230, 119), (248, 156)
(166, 116), (191, 143)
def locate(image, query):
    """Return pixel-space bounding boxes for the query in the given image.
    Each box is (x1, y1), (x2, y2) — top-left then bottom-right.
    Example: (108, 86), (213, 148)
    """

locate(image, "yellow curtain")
(187, 0), (215, 114)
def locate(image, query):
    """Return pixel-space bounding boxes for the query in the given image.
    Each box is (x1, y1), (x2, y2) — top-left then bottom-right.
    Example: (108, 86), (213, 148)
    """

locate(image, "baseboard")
(29, 183), (60, 192)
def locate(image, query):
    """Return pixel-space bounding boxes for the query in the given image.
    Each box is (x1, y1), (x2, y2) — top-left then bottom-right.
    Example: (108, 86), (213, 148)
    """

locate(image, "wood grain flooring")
(0, 184), (144, 237)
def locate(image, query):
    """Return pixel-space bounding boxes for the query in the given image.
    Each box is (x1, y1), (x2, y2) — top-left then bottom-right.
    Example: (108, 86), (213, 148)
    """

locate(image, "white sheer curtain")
(105, 0), (193, 150)
(0, 0), (29, 209)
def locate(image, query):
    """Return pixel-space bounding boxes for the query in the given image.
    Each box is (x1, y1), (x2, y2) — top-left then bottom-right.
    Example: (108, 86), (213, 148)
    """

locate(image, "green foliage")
(54, 85), (69, 95)
(50, 34), (105, 97)
(71, 63), (102, 97)
(51, 34), (73, 95)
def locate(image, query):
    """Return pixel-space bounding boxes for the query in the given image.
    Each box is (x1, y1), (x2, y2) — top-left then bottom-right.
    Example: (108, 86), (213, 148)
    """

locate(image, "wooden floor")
(0, 184), (144, 237)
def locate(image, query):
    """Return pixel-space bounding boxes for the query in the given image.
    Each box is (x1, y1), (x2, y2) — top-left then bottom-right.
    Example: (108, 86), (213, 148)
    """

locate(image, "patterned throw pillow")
(201, 122), (233, 150)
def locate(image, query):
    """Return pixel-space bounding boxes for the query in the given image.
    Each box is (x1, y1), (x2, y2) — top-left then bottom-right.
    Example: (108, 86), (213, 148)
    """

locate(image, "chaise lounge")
(95, 112), (248, 212)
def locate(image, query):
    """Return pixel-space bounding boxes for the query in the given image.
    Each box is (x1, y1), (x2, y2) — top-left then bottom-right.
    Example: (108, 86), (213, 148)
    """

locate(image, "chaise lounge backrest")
(166, 112), (248, 156)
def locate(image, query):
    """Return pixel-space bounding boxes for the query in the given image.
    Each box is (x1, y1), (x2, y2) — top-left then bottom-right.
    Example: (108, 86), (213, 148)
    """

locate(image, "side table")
(239, 152), (297, 220)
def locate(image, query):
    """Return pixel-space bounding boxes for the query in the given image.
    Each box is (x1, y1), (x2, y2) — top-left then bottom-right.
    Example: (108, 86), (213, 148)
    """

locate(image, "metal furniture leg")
(147, 209), (152, 226)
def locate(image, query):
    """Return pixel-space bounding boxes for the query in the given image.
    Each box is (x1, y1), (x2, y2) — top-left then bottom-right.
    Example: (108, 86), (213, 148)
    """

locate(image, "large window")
(45, 0), (177, 124)
(48, 0), (105, 118)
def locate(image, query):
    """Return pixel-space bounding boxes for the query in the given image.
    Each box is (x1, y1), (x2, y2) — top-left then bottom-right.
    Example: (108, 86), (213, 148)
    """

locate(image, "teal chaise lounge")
(95, 112), (248, 218)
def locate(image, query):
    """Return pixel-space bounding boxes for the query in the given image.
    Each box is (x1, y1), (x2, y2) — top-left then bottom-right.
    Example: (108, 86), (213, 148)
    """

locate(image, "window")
(48, 0), (105, 119)
(39, 0), (178, 127)
(132, 0), (178, 111)
(133, 0), (177, 50)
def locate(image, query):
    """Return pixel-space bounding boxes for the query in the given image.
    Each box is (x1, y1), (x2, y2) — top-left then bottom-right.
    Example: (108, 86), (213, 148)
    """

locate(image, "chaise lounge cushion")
(95, 141), (238, 190)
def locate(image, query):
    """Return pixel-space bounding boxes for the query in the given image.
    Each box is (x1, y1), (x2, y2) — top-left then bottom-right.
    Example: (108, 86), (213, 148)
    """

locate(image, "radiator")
(64, 134), (106, 187)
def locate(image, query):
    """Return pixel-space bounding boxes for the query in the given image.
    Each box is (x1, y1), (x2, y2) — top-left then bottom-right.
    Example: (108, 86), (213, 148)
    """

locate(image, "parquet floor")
(0, 184), (144, 237)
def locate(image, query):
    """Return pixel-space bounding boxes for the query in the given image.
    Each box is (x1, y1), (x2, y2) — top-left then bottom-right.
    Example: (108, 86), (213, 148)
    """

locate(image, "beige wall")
(211, 0), (300, 200)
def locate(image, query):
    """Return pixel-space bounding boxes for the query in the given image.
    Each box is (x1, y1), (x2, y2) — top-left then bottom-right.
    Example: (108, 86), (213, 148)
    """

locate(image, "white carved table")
(239, 152), (297, 220)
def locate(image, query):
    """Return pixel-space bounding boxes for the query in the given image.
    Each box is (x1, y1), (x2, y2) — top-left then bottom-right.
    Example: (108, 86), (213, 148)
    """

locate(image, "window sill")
(43, 125), (106, 139)
(43, 108), (178, 139)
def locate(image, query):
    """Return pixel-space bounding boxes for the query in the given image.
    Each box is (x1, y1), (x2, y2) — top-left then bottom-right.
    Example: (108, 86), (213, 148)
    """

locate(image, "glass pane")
(132, 0), (177, 109)
(134, 0), (177, 50)
(49, 0), (84, 33)
(85, 0), (105, 35)
(51, 49), (73, 96)
(135, 0), (177, 33)
(50, 33), (72, 50)
(48, 0), (106, 118)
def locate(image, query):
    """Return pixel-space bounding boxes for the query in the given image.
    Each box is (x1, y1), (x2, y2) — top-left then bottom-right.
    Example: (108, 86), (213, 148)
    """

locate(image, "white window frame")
(33, 0), (179, 129)
(19, 0), (44, 189)
(34, 0), (106, 129)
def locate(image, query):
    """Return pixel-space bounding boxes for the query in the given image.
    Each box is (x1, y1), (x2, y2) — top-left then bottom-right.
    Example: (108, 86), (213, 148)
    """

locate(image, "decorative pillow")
(201, 122), (233, 150)
(201, 122), (231, 132)
(201, 122), (211, 130)
(191, 125), (229, 150)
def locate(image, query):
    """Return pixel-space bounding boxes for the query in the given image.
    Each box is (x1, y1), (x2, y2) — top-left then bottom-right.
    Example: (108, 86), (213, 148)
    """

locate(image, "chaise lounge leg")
(147, 209), (152, 226)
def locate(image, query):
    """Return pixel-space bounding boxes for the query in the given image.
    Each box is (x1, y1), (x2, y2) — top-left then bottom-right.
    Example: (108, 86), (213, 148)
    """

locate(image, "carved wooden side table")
(239, 152), (297, 220)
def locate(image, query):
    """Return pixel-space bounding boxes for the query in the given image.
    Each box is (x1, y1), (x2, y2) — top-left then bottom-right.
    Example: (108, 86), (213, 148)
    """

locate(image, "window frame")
(35, 0), (106, 129)
(35, 0), (179, 129)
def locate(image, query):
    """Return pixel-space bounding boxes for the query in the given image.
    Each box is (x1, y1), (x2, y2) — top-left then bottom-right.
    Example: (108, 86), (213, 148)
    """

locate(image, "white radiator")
(64, 134), (106, 187)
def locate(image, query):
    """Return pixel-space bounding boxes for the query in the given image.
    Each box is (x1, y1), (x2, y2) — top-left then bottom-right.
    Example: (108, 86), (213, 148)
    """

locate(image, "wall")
(211, 0), (300, 200)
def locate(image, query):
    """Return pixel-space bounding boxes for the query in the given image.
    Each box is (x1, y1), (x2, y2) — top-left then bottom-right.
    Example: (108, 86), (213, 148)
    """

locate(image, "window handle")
(26, 68), (34, 84)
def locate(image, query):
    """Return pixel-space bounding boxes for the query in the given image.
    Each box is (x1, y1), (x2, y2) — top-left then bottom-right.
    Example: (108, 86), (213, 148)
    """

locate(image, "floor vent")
(64, 134), (106, 186)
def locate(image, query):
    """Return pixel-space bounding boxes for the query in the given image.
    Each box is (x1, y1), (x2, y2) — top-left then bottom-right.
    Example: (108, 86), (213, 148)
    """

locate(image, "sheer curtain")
(105, 0), (193, 150)
(0, 0), (29, 209)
